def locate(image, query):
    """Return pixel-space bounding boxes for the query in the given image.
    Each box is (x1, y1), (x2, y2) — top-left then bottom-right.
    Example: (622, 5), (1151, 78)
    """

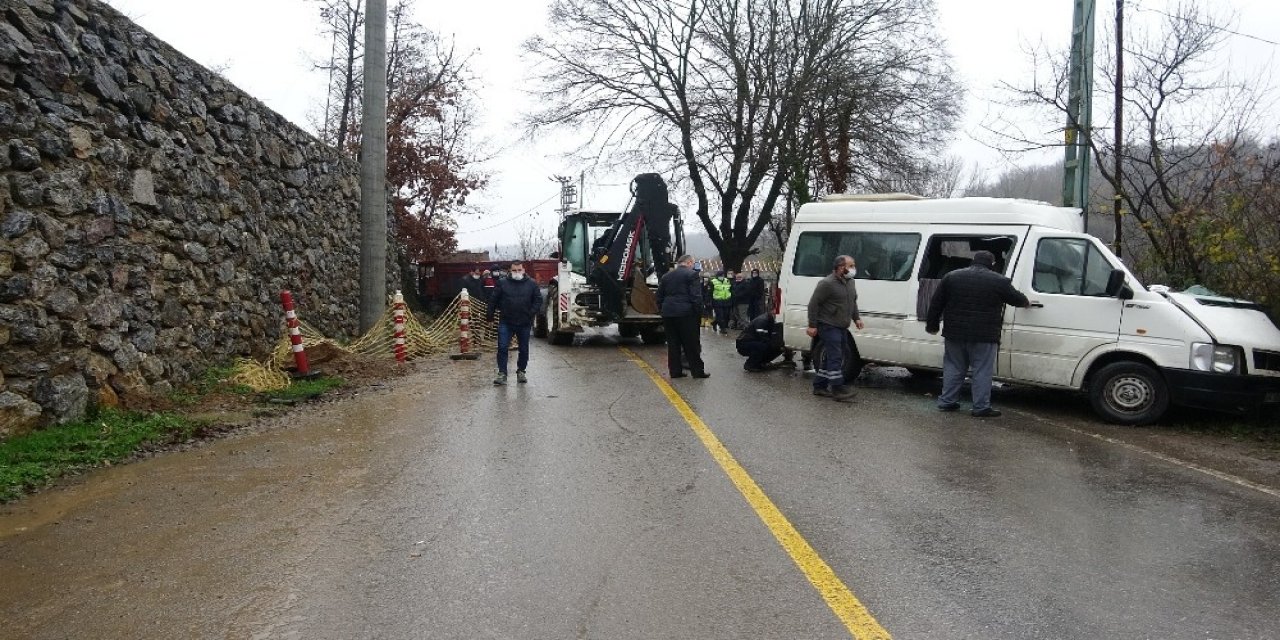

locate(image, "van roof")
(798, 196), (1084, 232)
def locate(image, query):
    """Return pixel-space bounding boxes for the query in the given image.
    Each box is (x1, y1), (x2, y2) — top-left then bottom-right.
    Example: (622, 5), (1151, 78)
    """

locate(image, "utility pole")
(552, 175), (577, 218)
(1063, 0), (1096, 229)
(1112, 0), (1124, 257)
(358, 0), (388, 333)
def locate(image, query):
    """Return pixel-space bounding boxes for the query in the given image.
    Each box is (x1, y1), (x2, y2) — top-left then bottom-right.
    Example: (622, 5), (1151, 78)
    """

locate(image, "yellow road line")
(620, 347), (891, 640)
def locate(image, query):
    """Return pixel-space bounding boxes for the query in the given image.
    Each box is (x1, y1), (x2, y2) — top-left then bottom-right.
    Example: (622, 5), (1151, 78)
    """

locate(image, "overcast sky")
(102, 0), (1279, 249)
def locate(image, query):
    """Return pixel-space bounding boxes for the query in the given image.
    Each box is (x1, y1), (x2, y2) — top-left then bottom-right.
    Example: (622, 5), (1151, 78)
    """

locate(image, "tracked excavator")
(534, 174), (685, 345)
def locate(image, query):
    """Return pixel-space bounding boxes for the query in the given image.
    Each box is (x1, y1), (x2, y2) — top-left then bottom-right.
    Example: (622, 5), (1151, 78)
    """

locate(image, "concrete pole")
(1112, 0), (1124, 257)
(359, 0), (388, 333)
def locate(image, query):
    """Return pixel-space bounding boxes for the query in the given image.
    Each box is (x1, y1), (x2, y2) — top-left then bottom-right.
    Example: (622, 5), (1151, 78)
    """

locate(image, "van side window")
(918, 235), (1017, 278)
(791, 232), (921, 281)
(1033, 238), (1113, 296)
(915, 235), (1017, 319)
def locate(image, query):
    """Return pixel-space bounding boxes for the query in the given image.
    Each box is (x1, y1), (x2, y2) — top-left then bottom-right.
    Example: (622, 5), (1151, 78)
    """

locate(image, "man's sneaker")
(971, 408), (1002, 418)
(938, 402), (961, 412)
(831, 386), (857, 403)
(692, 371), (711, 379)
(493, 373), (507, 386)
(812, 387), (832, 397)
(516, 371), (528, 384)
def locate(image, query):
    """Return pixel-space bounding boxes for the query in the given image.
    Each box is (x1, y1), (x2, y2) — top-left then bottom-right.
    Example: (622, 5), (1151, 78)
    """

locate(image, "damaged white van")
(775, 194), (1280, 424)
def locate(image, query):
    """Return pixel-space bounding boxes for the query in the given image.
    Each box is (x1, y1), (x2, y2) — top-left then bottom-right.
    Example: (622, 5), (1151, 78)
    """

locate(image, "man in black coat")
(747, 269), (767, 319)
(460, 266), (486, 301)
(736, 311), (787, 372)
(486, 261), (543, 385)
(656, 255), (709, 379)
(925, 250), (1030, 417)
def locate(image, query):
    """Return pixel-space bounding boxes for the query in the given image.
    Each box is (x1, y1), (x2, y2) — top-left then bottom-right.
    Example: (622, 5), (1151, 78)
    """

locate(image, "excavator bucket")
(629, 264), (660, 314)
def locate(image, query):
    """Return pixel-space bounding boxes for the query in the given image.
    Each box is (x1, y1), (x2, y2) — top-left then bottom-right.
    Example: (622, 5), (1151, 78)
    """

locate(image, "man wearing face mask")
(486, 260), (543, 385)
(805, 255), (864, 402)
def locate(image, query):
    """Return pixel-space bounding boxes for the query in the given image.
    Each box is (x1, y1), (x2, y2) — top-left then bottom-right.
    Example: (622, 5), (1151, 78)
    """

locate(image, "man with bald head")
(806, 255), (864, 402)
(925, 250), (1030, 417)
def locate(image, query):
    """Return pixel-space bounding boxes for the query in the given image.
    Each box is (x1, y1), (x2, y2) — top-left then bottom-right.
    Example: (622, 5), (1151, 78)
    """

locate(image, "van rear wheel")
(1089, 361), (1169, 425)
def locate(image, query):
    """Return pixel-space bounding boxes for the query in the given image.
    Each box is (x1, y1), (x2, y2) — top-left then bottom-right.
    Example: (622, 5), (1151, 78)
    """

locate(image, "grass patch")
(258, 376), (344, 402)
(168, 363), (252, 407)
(0, 410), (196, 503)
(1167, 410), (1280, 449)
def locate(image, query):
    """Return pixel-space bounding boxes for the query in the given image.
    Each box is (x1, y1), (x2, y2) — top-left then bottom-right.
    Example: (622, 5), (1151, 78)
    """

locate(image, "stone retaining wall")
(0, 0), (398, 436)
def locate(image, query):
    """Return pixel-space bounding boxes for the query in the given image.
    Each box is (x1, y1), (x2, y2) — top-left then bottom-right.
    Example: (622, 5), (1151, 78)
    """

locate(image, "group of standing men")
(705, 269), (767, 334)
(459, 266), (498, 304)
(479, 248), (1030, 419)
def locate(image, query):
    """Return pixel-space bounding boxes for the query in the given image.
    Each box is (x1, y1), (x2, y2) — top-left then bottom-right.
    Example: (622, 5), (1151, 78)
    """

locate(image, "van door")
(1008, 232), (1123, 386)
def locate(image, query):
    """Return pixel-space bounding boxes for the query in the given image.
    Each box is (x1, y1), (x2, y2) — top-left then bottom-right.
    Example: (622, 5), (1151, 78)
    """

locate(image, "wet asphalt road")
(2, 329), (1279, 639)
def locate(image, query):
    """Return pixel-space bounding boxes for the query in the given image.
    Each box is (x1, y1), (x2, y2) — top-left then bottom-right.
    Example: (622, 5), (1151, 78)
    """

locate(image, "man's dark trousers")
(813, 323), (847, 390)
(712, 302), (732, 331)
(663, 315), (704, 376)
(497, 322), (532, 374)
(738, 342), (783, 370)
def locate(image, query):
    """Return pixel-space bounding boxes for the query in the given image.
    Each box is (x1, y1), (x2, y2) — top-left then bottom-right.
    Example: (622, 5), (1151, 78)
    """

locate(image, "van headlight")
(1190, 343), (1241, 374)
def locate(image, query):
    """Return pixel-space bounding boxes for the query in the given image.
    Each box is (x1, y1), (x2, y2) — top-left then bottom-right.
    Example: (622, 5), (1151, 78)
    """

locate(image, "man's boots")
(830, 385), (856, 403)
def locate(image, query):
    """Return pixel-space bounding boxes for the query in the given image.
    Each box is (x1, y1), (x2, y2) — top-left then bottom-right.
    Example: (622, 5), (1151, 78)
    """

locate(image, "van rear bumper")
(1161, 368), (1280, 414)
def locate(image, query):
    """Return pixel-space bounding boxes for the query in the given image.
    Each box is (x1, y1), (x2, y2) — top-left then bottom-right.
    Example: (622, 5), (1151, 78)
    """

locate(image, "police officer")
(710, 270), (733, 334)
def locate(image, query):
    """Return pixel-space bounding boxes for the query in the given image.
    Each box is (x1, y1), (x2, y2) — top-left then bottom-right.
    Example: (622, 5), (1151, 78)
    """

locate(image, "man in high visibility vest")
(710, 270), (734, 334)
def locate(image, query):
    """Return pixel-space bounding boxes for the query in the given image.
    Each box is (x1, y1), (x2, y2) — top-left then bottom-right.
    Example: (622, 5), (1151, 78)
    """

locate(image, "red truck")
(417, 259), (559, 310)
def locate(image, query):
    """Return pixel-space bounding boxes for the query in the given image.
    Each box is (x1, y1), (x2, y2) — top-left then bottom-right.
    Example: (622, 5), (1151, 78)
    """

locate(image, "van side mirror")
(549, 251), (560, 260)
(1105, 269), (1134, 299)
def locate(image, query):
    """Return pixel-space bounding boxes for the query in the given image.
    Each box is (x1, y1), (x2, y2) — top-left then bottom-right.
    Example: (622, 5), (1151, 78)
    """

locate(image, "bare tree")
(514, 221), (557, 261)
(311, 0), (489, 266)
(311, 0), (364, 150)
(526, 0), (958, 271)
(990, 1), (1273, 286)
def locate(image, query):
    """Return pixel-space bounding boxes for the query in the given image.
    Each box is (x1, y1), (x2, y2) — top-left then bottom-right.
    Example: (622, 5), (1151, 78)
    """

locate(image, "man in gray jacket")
(806, 255), (864, 402)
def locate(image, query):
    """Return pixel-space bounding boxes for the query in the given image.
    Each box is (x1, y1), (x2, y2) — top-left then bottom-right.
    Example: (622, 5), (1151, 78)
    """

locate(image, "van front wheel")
(1089, 362), (1169, 425)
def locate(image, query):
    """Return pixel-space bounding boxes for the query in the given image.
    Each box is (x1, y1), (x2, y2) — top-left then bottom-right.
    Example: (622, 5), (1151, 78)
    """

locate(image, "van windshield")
(792, 232), (921, 280)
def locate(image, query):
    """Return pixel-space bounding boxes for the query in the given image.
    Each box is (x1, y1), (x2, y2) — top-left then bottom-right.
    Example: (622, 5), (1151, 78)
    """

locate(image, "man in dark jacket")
(486, 260), (543, 385)
(925, 250), (1030, 417)
(731, 272), (752, 330)
(806, 255), (864, 402)
(656, 255), (709, 379)
(461, 267), (486, 302)
(737, 311), (786, 372)
(747, 269), (767, 319)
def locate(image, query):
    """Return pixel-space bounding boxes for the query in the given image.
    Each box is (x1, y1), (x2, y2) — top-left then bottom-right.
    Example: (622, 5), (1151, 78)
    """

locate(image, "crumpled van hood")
(1166, 292), (1280, 350)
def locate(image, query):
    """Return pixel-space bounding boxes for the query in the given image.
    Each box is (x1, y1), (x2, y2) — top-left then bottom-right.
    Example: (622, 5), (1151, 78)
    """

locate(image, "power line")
(455, 193), (558, 235)
(1132, 5), (1280, 47)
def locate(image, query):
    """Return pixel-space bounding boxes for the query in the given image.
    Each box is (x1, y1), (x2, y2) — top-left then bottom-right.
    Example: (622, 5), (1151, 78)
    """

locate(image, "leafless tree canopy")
(990, 0), (1277, 294)
(526, 0), (960, 269)
(311, 0), (489, 267)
